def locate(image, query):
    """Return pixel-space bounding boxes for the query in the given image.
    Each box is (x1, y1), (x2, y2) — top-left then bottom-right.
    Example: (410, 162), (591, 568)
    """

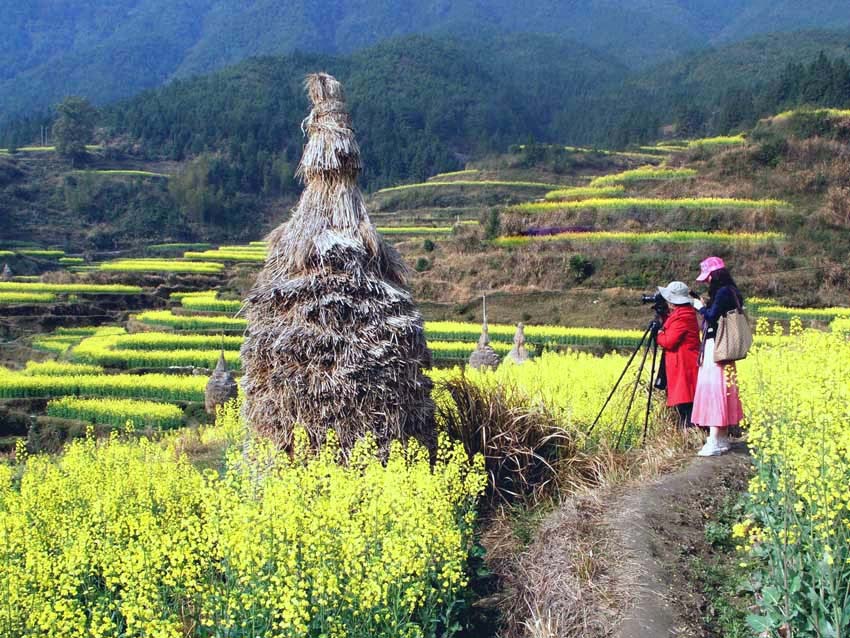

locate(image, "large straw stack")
(1, 264), (12, 281)
(240, 73), (434, 454)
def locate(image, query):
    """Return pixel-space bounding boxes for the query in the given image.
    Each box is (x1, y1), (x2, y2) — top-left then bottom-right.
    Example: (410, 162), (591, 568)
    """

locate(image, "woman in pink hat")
(691, 256), (745, 456)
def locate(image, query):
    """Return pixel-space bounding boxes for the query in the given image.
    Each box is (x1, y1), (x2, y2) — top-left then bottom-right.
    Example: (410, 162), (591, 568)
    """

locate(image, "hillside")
(4, 1), (850, 126)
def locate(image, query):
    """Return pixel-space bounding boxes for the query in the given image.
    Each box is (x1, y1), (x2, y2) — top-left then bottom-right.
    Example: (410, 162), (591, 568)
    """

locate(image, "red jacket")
(655, 305), (701, 406)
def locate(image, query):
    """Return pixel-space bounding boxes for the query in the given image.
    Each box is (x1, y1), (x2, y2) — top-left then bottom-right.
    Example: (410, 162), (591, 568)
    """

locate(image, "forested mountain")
(102, 34), (627, 190)
(579, 29), (850, 144)
(4, 28), (850, 193)
(4, 0), (850, 126)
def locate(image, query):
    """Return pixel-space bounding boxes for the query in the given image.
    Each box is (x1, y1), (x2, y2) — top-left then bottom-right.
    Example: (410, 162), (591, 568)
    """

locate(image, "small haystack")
(508, 322), (529, 364)
(205, 351), (238, 415)
(240, 73), (434, 454)
(1, 264), (12, 281)
(469, 296), (501, 370)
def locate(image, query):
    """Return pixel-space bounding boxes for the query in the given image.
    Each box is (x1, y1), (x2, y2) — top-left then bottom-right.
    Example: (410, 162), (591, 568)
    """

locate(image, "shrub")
(568, 254), (595, 282)
(414, 257), (430, 272)
(422, 238), (436, 252)
(484, 208), (500, 240)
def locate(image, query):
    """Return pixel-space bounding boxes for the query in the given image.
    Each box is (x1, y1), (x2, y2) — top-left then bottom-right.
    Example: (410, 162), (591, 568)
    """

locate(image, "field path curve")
(609, 442), (751, 638)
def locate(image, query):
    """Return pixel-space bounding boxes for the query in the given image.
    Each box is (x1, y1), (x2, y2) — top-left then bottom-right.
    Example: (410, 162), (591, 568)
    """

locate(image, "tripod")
(588, 319), (666, 448)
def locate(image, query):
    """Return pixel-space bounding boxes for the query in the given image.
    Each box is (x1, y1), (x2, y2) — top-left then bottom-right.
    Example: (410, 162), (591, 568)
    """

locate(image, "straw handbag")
(714, 297), (753, 363)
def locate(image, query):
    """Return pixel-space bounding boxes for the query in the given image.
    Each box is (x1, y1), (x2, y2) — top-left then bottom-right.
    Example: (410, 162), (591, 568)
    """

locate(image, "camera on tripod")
(641, 292), (669, 318)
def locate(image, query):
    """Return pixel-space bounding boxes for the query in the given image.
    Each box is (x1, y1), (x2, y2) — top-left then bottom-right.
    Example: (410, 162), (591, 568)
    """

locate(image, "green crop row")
(0, 250), (13, 258)
(561, 146), (665, 161)
(16, 249), (66, 258)
(376, 179), (562, 194)
(687, 135), (746, 150)
(428, 340), (514, 359)
(427, 169), (481, 180)
(589, 166), (698, 187)
(58, 257), (85, 265)
(510, 196), (789, 214)
(32, 327), (125, 354)
(544, 186), (625, 201)
(46, 396), (183, 429)
(494, 230), (784, 247)
(179, 293), (242, 313)
(751, 305), (850, 322)
(72, 332), (241, 370)
(99, 259), (225, 273)
(0, 292), (55, 304)
(111, 332), (243, 352)
(184, 249), (266, 262)
(427, 321), (646, 348)
(772, 107), (850, 121)
(147, 242), (212, 252)
(377, 226), (454, 235)
(22, 361), (105, 376)
(0, 282), (142, 294)
(0, 368), (206, 401)
(135, 310), (246, 331)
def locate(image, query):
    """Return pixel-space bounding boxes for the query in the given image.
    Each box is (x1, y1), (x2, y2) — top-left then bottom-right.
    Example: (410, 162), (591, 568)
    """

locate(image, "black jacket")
(699, 285), (744, 339)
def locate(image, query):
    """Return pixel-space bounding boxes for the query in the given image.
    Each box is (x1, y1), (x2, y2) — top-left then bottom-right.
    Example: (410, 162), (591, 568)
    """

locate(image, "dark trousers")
(674, 403), (694, 429)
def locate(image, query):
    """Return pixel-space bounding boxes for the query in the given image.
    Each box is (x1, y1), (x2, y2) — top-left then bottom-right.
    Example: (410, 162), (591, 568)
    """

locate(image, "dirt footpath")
(609, 442), (751, 638)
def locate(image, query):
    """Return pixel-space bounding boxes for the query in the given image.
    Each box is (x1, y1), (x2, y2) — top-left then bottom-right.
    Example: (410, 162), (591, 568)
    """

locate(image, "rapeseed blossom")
(0, 402), (485, 637)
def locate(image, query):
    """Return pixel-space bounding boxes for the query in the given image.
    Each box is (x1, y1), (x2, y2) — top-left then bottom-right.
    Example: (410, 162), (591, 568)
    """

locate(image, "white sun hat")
(657, 281), (692, 305)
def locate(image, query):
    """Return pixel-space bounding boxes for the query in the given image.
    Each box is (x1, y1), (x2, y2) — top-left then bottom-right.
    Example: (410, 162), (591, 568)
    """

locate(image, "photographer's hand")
(648, 319), (662, 334)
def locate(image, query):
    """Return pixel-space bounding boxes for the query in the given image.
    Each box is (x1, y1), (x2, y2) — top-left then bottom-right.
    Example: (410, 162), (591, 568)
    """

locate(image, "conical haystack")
(469, 296), (501, 370)
(205, 351), (238, 415)
(1, 264), (12, 281)
(240, 73), (434, 453)
(508, 322), (529, 364)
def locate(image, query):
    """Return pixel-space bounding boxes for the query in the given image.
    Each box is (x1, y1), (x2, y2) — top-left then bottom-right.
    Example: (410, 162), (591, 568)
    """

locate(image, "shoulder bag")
(714, 290), (753, 363)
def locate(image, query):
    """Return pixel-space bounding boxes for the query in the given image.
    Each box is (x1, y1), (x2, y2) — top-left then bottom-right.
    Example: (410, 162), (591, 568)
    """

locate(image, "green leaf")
(747, 614), (776, 633)
(762, 585), (783, 606)
(819, 618), (837, 638)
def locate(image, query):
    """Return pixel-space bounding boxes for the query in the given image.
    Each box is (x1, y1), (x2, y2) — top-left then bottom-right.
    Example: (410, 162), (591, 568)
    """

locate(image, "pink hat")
(696, 256), (725, 282)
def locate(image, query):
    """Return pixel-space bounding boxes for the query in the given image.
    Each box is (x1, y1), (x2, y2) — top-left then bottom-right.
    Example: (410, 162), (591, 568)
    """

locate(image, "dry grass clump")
(478, 424), (698, 638)
(437, 374), (576, 504)
(240, 73), (434, 454)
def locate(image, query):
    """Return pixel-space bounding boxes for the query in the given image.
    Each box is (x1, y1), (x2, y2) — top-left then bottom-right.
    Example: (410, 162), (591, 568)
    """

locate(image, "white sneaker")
(697, 439), (725, 457)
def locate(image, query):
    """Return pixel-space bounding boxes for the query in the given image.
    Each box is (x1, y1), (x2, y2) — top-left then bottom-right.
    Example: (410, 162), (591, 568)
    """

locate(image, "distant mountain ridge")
(4, 0), (850, 125)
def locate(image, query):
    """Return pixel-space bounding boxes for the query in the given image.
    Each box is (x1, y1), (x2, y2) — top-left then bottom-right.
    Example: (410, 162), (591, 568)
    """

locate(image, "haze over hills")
(4, 0), (850, 125)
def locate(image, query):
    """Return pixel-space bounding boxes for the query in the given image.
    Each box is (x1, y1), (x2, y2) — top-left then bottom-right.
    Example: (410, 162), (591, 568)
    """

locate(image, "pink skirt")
(692, 338), (744, 427)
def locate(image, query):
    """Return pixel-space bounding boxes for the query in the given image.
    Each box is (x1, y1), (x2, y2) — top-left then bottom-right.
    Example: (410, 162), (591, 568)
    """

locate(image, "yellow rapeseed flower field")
(0, 402), (486, 637)
(736, 325), (850, 634)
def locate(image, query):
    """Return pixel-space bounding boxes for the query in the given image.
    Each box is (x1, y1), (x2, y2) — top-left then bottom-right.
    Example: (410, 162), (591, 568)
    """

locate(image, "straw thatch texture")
(240, 73), (434, 454)
(1, 264), (12, 281)
(469, 297), (501, 370)
(508, 322), (529, 364)
(205, 351), (238, 415)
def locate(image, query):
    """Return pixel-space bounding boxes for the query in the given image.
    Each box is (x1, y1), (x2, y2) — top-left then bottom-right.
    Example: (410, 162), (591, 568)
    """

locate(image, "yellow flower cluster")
(588, 165), (698, 186)
(0, 402), (485, 637)
(736, 328), (850, 630)
(429, 349), (662, 446)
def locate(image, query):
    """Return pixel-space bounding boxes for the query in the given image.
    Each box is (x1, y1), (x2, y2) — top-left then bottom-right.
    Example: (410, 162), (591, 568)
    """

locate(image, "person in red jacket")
(653, 281), (701, 428)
